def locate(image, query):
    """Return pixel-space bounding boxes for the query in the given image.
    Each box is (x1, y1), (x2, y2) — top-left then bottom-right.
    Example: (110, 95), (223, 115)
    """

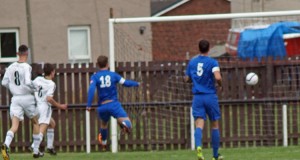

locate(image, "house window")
(0, 29), (19, 63)
(68, 26), (91, 63)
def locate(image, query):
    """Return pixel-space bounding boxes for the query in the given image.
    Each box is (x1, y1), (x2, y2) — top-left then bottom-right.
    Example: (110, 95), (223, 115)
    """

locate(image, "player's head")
(97, 55), (108, 69)
(44, 63), (55, 78)
(18, 44), (29, 56)
(198, 39), (210, 54)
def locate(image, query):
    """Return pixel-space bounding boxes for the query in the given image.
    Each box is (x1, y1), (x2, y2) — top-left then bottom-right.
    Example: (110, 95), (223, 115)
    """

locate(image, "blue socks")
(194, 128), (203, 147)
(100, 128), (108, 141)
(211, 129), (220, 158)
(122, 120), (132, 129)
(195, 127), (220, 158)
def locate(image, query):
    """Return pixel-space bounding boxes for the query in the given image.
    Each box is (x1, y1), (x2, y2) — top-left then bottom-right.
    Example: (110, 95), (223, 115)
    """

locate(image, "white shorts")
(37, 102), (52, 124)
(10, 95), (38, 121)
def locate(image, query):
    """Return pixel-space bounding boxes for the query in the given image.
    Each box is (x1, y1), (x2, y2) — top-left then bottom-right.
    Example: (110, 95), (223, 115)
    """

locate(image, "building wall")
(152, 0), (231, 61)
(0, 0), (28, 52)
(30, 0), (151, 64)
(0, 0), (151, 64)
(230, 0), (300, 29)
(231, 0), (300, 13)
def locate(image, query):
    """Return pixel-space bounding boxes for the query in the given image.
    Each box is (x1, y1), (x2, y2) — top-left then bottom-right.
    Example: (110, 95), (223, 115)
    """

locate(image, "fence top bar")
(0, 97), (299, 110)
(110, 10), (300, 24)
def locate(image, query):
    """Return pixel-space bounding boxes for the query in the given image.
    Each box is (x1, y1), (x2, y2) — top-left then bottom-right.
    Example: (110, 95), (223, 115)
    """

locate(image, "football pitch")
(8, 146), (300, 160)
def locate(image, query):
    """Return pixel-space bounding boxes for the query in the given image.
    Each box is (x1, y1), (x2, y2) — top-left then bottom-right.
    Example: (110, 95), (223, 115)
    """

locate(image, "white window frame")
(0, 29), (19, 63)
(67, 26), (91, 63)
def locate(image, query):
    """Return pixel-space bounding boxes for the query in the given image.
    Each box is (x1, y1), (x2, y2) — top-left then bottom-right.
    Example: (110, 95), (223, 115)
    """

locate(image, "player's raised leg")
(110, 102), (132, 134)
(117, 117), (132, 134)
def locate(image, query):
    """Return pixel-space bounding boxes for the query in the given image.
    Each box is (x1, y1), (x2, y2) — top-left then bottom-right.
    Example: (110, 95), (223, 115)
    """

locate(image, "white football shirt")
(33, 76), (56, 104)
(1, 62), (34, 96)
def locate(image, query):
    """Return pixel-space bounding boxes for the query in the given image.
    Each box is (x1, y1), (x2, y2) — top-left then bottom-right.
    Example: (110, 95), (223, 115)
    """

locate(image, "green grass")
(8, 146), (300, 160)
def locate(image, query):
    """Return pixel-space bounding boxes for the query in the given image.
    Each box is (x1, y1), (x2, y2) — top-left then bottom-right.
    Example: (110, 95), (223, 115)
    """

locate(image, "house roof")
(151, 0), (190, 17)
(151, 0), (231, 17)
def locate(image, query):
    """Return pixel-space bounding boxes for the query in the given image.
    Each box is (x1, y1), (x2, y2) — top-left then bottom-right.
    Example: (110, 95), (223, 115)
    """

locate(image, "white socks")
(31, 129), (55, 150)
(4, 131), (14, 147)
(102, 140), (107, 145)
(33, 133), (43, 154)
(47, 128), (54, 149)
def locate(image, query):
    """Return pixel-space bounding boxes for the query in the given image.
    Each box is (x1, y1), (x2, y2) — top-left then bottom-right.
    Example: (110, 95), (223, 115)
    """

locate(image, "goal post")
(108, 10), (300, 153)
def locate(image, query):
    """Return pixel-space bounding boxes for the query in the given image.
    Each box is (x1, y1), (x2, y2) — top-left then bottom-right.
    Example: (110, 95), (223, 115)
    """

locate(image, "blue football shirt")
(186, 55), (220, 94)
(87, 70), (139, 107)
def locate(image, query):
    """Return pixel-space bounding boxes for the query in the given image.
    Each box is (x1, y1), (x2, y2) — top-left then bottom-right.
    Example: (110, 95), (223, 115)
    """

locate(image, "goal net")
(110, 11), (300, 152)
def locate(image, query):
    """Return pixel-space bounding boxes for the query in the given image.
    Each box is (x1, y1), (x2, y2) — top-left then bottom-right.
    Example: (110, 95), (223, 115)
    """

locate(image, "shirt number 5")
(197, 63), (204, 76)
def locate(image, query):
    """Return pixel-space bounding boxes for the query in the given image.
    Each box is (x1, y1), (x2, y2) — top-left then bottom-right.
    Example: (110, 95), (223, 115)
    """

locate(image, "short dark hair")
(198, 40), (210, 53)
(97, 55), (108, 68)
(44, 63), (55, 76)
(18, 45), (28, 54)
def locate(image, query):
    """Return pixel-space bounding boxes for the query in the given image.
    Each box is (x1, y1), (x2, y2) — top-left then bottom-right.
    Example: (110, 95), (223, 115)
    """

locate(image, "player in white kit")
(32, 63), (67, 158)
(1, 45), (41, 160)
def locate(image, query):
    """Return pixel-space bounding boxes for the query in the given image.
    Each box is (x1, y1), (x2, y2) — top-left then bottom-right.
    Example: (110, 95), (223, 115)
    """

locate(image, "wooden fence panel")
(232, 104), (238, 147)
(1, 59), (300, 152)
(0, 102), (300, 152)
(68, 109), (75, 152)
(51, 109), (60, 150)
(224, 104), (231, 148)
(276, 103), (283, 146)
(89, 109), (98, 151)
(75, 109), (83, 152)
(239, 104), (246, 147)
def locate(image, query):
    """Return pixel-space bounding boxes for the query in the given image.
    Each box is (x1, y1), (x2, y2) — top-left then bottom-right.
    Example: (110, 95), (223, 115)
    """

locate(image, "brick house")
(151, 0), (231, 61)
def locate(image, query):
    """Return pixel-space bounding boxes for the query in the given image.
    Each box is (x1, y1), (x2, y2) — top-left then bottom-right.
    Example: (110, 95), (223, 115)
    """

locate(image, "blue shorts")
(97, 101), (128, 122)
(192, 94), (221, 121)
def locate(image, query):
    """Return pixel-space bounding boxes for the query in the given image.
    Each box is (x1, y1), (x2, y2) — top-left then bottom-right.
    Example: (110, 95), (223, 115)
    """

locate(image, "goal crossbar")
(110, 10), (300, 24)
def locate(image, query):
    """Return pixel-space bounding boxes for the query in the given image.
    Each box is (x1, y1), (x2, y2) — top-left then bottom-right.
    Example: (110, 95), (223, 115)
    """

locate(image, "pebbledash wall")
(230, 0), (300, 13)
(0, 0), (151, 64)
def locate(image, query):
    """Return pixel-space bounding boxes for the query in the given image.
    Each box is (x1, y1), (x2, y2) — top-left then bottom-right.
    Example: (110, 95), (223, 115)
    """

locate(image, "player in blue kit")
(86, 55), (140, 149)
(185, 40), (223, 160)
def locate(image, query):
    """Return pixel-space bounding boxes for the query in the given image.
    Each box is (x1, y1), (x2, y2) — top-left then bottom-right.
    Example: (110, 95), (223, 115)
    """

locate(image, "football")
(246, 72), (259, 85)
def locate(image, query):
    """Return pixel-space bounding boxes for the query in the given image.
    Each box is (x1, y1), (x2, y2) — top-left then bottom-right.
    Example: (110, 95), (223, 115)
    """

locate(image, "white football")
(246, 72), (258, 85)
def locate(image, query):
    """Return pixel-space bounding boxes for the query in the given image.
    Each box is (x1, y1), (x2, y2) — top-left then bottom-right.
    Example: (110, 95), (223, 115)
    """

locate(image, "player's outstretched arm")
(46, 96), (67, 110)
(120, 78), (139, 87)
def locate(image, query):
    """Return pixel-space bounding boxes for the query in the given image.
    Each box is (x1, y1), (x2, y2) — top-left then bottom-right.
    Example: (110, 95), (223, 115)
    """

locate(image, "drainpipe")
(25, 0), (34, 63)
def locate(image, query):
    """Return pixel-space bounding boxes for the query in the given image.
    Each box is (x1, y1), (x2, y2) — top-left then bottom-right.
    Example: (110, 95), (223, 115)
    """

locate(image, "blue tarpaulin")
(238, 21), (300, 60)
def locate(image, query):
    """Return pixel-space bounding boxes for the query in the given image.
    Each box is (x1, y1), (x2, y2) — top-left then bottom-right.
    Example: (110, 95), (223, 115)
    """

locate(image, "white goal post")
(105, 10), (300, 153)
